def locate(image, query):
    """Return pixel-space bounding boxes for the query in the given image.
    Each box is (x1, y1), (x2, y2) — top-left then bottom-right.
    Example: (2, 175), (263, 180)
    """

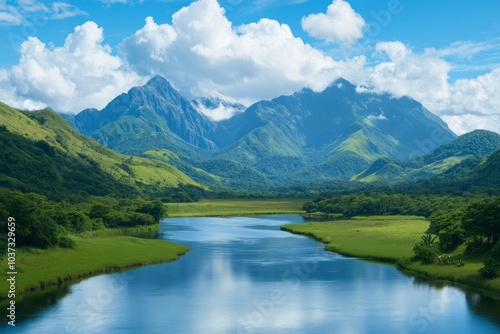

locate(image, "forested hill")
(353, 130), (500, 182)
(0, 102), (199, 200)
(465, 149), (500, 188)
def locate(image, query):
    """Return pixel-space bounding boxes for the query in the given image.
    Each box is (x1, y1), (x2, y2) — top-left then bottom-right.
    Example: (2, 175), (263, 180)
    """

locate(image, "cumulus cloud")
(354, 42), (500, 134)
(119, 0), (354, 105)
(0, 21), (141, 112)
(301, 0), (365, 46)
(1, 0), (499, 135)
(358, 41), (452, 112)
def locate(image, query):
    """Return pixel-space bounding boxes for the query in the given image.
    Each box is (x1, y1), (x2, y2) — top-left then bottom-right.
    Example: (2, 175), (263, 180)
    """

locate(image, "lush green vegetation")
(302, 192), (470, 217)
(167, 198), (307, 217)
(0, 188), (166, 250)
(353, 130), (500, 183)
(282, 216), (500, 295)
(0, 103), (199, 199)
(282, 216), (428, 261)
(0, 235), (189, 298)
(423, 197), (500, 278)
(298, 189), (500, 293)
(0, 124), (137, 199)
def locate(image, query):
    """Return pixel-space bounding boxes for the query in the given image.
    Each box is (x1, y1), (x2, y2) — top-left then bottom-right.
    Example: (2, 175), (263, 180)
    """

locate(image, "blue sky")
(0, 0), (499, 134)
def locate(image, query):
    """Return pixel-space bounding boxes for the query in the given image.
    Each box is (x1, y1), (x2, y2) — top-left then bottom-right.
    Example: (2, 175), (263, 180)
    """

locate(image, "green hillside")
(466, 149), (500, 188)
(353, 130), (500, 182)
(0, 102), (199, 199)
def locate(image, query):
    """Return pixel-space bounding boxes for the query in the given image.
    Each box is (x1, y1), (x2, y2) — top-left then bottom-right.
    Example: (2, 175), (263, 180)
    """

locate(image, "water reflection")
(2, 215), (500, 334)
(466, 291), (500, 327)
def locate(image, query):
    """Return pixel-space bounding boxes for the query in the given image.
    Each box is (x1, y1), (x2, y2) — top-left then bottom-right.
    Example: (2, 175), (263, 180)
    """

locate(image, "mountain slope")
(74, 75), (218, 154)
(0, 102), (198, 199)
(217, 79), (456, 180)
(466, 149), (500, 188)
(353, 130), (500, 182)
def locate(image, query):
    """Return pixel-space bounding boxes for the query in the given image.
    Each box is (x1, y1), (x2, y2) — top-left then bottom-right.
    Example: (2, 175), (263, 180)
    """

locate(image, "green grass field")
(0, 235), (189, 298)
(282, 216), (500, 295)
(166, 198), (307, 217)
(282, 216), (429, 262)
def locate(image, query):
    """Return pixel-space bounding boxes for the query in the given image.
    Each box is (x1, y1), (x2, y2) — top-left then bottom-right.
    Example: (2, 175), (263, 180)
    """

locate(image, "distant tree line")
(302, 193), (469, 217)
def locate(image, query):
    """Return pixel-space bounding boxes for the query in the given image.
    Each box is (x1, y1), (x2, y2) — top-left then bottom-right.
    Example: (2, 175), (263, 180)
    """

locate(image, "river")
(3, 215), (500, 333)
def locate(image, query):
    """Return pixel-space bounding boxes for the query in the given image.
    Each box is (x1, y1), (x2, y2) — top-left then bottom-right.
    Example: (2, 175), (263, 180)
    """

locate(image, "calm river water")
(2, 214), (500, 333)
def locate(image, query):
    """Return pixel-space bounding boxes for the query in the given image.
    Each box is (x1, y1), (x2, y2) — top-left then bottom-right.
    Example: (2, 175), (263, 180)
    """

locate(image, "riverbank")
(282, 216), (500, 297)
(166, 198), (307, 217)
(0, 232), (189, 299)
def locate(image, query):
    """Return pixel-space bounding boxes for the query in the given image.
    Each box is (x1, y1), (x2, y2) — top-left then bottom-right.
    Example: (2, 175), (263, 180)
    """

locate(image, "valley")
(1, 75), (499, 332)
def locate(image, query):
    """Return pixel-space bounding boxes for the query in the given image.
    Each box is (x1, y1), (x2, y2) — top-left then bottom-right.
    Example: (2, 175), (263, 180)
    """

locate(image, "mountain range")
(71, 75), (457, 186)
(0, 73), (499, 194)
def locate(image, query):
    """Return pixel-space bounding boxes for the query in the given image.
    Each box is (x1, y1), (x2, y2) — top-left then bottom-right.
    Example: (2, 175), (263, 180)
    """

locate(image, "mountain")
(0, 102), (198, 200)
(74, 75), (219, 156)
(353, 130), (500, 182)
(215, 79), (457, 181)
(72, 76), (457, 185)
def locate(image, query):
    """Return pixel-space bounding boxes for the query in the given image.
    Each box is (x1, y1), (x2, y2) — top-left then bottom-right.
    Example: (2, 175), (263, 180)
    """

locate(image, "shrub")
(480, 258), (500, 279)
(58, 235), (76, 249)
(464, 238), (492, 255)
(413, 244), (439, 264)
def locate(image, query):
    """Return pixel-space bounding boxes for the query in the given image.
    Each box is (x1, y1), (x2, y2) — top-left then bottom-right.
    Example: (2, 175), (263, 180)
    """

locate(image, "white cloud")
(442, 114), (500, 135)
(0, 10), (22, 24)
(448, 68), (500, 116)
(435, 40), (495, 59)
(98, 0), (144, 4)
(1, 0), (499, 135)
(119, 0), (353, 105)
(50, 2), (86, 20)
(194, 102), (241, 121)
(359, 41), (452, 112)
(0, 0), (85, 25)
(354, 41), (500, 135)
(301, 0), (365, 46)
(367, 113), (387, 121)
(0, 21), (141, 112)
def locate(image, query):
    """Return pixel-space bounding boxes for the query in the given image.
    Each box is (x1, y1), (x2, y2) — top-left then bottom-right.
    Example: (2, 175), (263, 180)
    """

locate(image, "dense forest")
(0, 187), (165, 251)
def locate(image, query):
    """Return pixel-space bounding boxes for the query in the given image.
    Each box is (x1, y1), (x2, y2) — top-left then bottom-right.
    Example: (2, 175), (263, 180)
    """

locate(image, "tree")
(462, 197), (500, 244)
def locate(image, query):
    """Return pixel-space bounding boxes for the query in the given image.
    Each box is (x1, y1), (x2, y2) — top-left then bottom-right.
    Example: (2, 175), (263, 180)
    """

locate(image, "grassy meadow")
(282, 216), (500, 295)
(166, 198), (307, 217)
(0, 235), (189, 299)
(282, 216), (429, 262)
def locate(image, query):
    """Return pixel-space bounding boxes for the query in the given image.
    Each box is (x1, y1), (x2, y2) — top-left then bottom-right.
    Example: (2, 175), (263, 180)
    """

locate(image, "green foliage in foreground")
(0, 235), (189, 298)
(0, 105), (200, 200)
(424, 197), (500, 278)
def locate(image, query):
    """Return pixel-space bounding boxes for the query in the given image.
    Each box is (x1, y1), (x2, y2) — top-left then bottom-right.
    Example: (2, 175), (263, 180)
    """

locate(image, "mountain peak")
(145, 75), (174, 89)
(332, 77), (356, 89)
